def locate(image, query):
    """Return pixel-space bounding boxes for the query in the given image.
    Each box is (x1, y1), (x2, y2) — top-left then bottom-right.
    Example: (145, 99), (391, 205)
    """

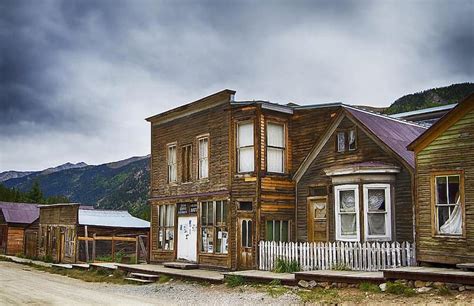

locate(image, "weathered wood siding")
(416, 109), (474, 264)
(297, 116), (414, 243)
(6, 226), (24, 255)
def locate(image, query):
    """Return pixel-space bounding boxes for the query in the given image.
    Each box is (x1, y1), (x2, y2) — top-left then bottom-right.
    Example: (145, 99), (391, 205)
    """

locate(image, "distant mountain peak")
(41, 162), (89, 175)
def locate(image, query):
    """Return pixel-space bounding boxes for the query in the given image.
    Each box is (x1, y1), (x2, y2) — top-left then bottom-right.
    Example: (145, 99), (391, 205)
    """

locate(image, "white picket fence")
(258, 241), (416, 272)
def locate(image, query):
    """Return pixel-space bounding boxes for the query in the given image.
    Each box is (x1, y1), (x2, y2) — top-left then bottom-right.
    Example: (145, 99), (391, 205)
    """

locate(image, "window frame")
(266, 121), (286, 174)
(197, 135), (210, 180)
(431, 171), (465, 238)
(167, 143), (177, 183)
(265, 219), (290, 242)
(334, 184), (360, 242)
(236, 121), (255, 173)
(335, 128), (357, 153)
(157, 204), (175, 252)
(200, 200), (229, 255)
(363, 183), (392, 241)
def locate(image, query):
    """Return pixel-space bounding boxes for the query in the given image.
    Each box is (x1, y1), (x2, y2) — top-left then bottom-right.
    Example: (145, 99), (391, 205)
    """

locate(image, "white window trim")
(334, 184), (360, 242)
(363, 183), (392, 241)
(266, 122), (286, 174)
(237, 122), (255, 173)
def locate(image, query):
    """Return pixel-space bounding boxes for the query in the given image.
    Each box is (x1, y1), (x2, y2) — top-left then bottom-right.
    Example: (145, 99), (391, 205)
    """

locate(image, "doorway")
(177, 216), (197, 262)
(238, 218), (253, 269)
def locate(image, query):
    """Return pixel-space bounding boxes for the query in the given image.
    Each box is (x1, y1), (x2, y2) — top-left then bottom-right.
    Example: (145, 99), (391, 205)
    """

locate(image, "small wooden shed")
(0, 202), (39, 256)
(408, 94), (474, 265)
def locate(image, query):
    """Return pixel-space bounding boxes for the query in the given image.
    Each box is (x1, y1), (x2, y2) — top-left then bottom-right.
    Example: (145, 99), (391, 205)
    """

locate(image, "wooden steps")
(163, 262), (198, 270)
(124, 277), (154, 284)
(130, 272), (160, 280)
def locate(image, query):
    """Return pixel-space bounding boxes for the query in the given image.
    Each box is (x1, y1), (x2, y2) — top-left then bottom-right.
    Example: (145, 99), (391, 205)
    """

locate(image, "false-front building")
(409, 94), (474, 265)
(146, 90), (425, 270)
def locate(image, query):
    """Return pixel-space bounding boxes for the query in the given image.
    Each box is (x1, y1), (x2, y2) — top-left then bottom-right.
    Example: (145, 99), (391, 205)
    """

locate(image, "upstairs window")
(181, 145), (192, 182)
(237, 122), (254, 173)
(434, 174), (463, 236)
(267, 123), (285, 173)
(336, 128), (357, 153)
(167, 144), (177, 183)
(337, 132), (346, 152)
(198, 137), (209, 179)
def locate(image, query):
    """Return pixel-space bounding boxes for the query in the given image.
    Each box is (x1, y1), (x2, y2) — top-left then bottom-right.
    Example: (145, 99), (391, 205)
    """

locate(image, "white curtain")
(340, 190), (356, 236)
(440, 197), (462, 234)
(337, 132), (345, 152)
(239, 147), (254, 172)
(238, 123), (254, 147)
(267, 148), (283, 173)
(341, 214), (356, 235)
(368, 190), (385, 211)
(367, 214), (386, 236)
(199, 139), (208, 178)
(168, 146), (177, 182)
(238, 123), (254, 172)
(267, 123), (284, 147)
(340, 191), (355, 212)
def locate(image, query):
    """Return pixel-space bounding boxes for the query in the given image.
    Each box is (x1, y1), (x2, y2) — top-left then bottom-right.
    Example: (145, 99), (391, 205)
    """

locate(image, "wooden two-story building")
(146, 90), (426, 270)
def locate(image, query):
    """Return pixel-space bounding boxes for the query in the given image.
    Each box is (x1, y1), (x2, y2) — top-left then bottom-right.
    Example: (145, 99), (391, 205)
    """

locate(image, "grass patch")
(297, 288), (339, 303)
(437, 286), (452, 296)
(331, 263), (352, 271)
(385, 281), (415, 297)
(0, 256), (14, 262)
(33, 265), (130, 284)
(273, 258), (301, 273)
(225, 275), (245, 288)
(359, 282), (381, 293)
(266, 286), (290, 298)
(158, 275), (171, 284)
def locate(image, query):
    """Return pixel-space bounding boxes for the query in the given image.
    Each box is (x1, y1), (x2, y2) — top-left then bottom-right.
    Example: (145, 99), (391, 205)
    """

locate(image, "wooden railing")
(258, 241), (416, 272)
(77, 234), (147, 263)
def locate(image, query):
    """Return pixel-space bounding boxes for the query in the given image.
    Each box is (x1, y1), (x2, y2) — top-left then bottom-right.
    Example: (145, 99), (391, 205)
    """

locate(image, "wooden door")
(177, 216), (197, 262)
(308, 196), (328, 242)
(25, 231), (38, 258)
(238, 218), (253, 269)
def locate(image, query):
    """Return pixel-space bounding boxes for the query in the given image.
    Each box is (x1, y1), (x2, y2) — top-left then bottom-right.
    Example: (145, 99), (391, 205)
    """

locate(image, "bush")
(226, 275), (245, 287)
(385, 281), (415, 296)
(273, 258), (301, 273)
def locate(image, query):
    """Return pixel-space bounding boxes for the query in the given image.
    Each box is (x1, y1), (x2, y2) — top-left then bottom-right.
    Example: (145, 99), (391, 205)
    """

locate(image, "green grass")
(158, 275), (171, 284)
(33, 265), (131, 284)
(385, 281), (416, 297)
(297, 288), (340, 303)
(359, 282), (381, 293)
(273, 258), (301, 273)
(437, 286), (452, 296)
(266, 286), (290, 298)
(225, 275), (245, 288)
(331, 263), (352, 271)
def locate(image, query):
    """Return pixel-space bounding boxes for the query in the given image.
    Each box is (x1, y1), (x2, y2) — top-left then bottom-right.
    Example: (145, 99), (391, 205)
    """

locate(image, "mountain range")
(1, 83), (473, 220)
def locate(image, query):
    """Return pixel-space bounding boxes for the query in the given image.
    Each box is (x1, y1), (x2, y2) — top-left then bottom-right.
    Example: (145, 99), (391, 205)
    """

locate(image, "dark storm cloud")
(0, 0), (473, 171)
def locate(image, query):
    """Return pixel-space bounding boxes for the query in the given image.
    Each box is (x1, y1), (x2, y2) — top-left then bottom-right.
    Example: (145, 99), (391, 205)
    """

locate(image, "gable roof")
(0, 202), (40, 225)
(408, 93), (474, 153)
(293, 105), (426, 182)
(78, 209), (150, 228)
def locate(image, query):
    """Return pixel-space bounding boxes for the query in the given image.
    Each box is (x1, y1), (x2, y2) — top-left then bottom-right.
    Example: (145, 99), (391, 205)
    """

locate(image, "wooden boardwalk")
(225, 270), (296, 285)
(295, 270), (384, 284)
(383, 267), (474, 285)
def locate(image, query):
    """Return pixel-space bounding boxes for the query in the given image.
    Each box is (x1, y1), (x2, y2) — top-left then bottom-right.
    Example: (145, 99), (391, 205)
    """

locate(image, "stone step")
(130, 272), (160, 280)
(163, 262), (198, 270)
(124, 277), (154, 284)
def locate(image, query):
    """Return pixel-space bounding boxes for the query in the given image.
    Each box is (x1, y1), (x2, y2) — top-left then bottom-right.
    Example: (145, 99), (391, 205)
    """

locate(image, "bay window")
(167, 144), (177, 183)
(158, 205), (175, 251)
(363, 184), (391, 240)
(198, 137), (209, 179)
(335, 185), (359, 241)
(434, 174), (463, 236)
(201, 200), (228, 254)
(267, 122), (285, 173)
(237, 122), (254, 173)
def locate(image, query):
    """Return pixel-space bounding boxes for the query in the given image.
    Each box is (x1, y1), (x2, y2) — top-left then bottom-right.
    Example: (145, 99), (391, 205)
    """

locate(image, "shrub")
(359, 282), (381, 293)
(385, 281), (415, 296)
(226, 275), (245, 288)
(273, 258), (301, 273)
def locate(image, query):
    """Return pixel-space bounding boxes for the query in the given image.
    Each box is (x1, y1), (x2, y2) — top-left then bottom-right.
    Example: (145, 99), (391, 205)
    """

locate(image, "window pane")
(436, 177), (448, 204)
(267, 148), (284, 173)
(340, 190), (356, 212)
(216, 227), (228, 254)
(165, 228), (174, 250)
(267, 123), (284, 148)
(282, 221), (289, 242)
(239, 147), (254, 172)
(199, 139), (208, 158)
(437, 206), (450, 230)
(337, 132), (345, 152)
(216, 201), (222, 224)
(448, 176), (460, 204)
(238, 123), (254, 147)
(167, 205), (174, 226)
(207, 202), (214, 226)
(340, 214), (356, 236)
(367, 189), (386, 212)
(241, 220), (247, 247)
(348, 129), (356, 151)
(367, 214), (386, 236)
(201, 202), (207, 225)
(222, 202), (228, 224)
(266, 221), (273, 241)
(201, 228), (214, 253)
(199, 139), (209, 179)
(239, 202), (252, 211)
(159, 205), (165, 227)
(247, 221), (252, 247)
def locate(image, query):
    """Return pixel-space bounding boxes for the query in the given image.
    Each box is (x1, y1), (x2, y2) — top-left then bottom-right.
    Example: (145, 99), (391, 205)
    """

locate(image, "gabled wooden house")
(293, 106), (426, 244)
(408, 94), (474, 265)
(0, 202), (39, 256)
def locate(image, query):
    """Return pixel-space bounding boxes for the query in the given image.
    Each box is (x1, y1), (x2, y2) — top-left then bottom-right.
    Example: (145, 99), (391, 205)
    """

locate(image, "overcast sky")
(1, 0), (473, 172)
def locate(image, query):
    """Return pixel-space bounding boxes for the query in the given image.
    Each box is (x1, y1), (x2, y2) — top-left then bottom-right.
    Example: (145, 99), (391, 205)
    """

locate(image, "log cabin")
(38, 203), (149, 263)
(408, 94), (474, 265)
(0, 202), (39, 256)
(146, 89), (425, 270)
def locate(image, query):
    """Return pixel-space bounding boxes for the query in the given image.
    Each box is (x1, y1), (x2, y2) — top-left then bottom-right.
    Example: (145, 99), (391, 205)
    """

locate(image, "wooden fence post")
(92, 233), (96, 262)
(111, 236), (115, 262)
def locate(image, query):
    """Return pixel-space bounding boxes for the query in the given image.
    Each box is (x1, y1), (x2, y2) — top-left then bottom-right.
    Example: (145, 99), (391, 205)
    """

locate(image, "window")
(434, 174), (463, 236)
(198, 137), (209, 179)
(201, 201), (228, 254)
(167, 144), (177, 183)
(363, 184), (391, 240)
(241, 219), (252, 248)
(336, 129), (357, 152)
(266, 220), (289, 242)
(158, 205), (175, 251)
(335, 185), (360, 241)
(181, 145), (192, 182)
(238, 202), (253, 211)
(267, 122), (285, 173)
(237, 122), (254, 173)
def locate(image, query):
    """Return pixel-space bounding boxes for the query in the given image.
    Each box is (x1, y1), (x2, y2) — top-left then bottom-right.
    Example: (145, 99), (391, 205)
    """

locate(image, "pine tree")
(28, 181), (44, 203)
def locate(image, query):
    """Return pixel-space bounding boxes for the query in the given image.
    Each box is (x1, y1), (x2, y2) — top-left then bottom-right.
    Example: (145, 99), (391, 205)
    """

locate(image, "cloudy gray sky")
(1, 0), (473, 172)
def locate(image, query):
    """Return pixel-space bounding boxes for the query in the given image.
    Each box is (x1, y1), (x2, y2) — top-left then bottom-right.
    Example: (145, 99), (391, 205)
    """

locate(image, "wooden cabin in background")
(146, 89), (426, 270)
(408, 94), (474, 265)
(0, 202), (39, 256)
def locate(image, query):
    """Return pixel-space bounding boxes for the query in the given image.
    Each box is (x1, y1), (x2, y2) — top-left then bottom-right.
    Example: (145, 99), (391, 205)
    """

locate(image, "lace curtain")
(440, 196), (462, 234)
(367, 189), (386, 236)
(340, 191), (356, 235)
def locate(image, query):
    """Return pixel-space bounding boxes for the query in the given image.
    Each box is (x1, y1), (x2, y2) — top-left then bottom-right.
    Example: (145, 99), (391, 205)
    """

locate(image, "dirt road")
(0, 261), (169, 305)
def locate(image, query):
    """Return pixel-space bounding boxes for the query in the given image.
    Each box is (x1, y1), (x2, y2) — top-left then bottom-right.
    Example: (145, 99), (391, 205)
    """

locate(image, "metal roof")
(391, 103), (457, 118)
(0, 202), (40, 225)
(78, 209), (149, 228)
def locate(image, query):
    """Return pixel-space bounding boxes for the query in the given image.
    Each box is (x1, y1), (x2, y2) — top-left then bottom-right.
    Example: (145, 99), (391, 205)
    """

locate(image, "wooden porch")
(383, 266), (474, 285)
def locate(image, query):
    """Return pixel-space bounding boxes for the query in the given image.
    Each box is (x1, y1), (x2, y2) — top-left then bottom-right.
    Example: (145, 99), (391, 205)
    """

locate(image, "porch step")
(130, 272), (160, 280)
(163, 262), (199, 270)
(456, 263), (474, 271)
(124, 277), (154, 284)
